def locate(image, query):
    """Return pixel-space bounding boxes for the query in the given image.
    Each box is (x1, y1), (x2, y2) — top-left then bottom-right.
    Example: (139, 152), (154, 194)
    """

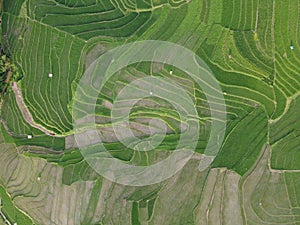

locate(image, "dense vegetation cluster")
(0, 48), (18, 95)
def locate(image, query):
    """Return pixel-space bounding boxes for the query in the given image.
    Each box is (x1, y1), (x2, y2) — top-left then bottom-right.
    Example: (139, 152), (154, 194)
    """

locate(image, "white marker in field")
(48, 73), (53, 78)
(149, 91), (153, 95)
(169, 70), (173, 74)
(290, 45), (294, 50)
(223, 92), (227, 95)
(37, 177), (41, 181)
(27, 135), (32, 139)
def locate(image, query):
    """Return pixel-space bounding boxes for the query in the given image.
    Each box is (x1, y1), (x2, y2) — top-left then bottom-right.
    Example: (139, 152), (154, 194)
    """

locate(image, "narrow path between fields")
(0, 207), (12, 225)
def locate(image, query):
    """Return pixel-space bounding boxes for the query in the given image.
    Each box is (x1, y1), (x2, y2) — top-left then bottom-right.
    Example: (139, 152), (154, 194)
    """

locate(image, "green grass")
(271, 134), (300, 170)
(0, 123), (65, 150)
(2, 0), (300, 224)
(1, 91), (65, 149)
(272, 85), (286, 119)
(29, 0), (157, 40)
(2, 13), (85, 134)
(270, 96), (300, 169)
(131, 202), (141, 225)
(212, 107), (268, 175)
(82, 178), (103, 224)
(273, 0), (300, 97)
(0, 185), (34, 225)
(1, 91), (65, 148)
(234, 31), (274, 74)
(240, 147), (300, 224)
(284, 173), (300, 208)
(3, 0), (25, 16)
(147, 197), (156, 220)
(221, 0), (257, 30)
(62, 161), (98, 185)
(270, 96), (300, 145)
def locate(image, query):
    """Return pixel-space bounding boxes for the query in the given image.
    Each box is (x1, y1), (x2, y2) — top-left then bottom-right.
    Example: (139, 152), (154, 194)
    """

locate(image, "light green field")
(1, 0), (300, 224)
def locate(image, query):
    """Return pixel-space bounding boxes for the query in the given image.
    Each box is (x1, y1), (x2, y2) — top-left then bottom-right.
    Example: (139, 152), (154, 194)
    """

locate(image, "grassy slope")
(0, 185), (34, 225)
(1, 0), (300, 224)
(270, 95), (300, 170)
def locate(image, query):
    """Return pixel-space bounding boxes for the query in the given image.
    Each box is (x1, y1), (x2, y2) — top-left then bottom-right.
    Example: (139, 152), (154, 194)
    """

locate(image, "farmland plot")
(1, 0), (300, 224)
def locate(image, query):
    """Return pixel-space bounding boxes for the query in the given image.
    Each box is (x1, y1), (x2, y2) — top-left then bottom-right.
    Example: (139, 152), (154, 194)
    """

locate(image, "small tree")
(0, 47), (20, 96)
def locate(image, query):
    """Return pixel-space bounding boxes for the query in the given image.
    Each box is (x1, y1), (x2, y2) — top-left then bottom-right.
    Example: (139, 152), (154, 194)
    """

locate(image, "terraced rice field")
(0, 0), (300, 224)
